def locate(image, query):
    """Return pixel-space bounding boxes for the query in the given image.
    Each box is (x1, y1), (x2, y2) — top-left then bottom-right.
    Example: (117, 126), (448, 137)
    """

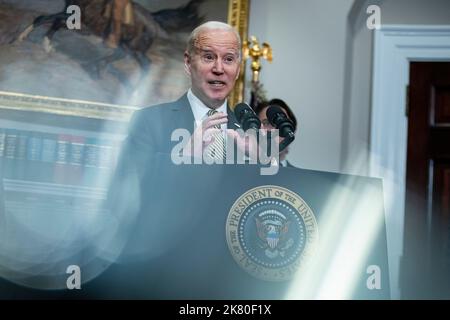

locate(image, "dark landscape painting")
(0, 0), (228, 107)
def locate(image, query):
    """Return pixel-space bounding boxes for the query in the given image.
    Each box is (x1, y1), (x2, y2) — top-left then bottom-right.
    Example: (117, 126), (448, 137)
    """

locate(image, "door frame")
(370, 25), (450, 298)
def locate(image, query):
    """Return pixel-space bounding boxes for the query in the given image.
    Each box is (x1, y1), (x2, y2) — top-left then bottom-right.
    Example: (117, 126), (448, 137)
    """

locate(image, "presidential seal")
(226, 185), (318, 281)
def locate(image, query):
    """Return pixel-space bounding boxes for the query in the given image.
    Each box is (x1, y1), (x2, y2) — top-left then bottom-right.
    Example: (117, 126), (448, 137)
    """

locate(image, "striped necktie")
(206, 109), (226, 161)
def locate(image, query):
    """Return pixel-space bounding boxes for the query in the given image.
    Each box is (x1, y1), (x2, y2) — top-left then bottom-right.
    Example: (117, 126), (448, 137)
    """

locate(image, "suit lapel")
(170, 93), (195, 133)
(227, 105), (240, 130)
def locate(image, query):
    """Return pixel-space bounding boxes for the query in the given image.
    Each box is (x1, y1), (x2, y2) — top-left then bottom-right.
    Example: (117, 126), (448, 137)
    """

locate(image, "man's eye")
(224, 56), (236, 64)
(203, 54), (214, 61)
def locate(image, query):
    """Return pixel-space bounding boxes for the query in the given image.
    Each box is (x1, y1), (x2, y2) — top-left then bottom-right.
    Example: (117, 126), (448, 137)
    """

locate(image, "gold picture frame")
(0, 0), (250, 120)
(228, 0), (250, 107)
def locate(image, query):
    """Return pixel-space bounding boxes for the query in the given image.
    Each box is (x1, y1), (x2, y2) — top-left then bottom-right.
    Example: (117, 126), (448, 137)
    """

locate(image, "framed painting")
(0, 0), (250, 119)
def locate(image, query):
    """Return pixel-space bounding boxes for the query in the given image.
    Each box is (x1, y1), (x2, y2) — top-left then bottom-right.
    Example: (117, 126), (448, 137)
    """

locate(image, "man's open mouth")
(208, 80), (226, 87)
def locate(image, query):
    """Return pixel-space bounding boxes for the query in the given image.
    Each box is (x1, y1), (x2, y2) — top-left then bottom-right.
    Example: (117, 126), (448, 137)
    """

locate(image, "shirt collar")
(187, 89), (228, 126)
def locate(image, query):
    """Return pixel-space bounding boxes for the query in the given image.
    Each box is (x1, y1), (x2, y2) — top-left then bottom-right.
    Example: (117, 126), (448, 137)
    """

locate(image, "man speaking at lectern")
(102, 21), (271, 298)
(108, 21), (256, 267)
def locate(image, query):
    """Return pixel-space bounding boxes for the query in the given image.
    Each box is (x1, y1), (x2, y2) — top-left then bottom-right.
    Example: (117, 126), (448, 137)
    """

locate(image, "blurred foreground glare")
(285, 152), (386, 299)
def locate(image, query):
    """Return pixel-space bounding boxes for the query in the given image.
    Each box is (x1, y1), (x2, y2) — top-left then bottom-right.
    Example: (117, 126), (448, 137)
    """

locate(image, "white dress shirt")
(187, 89), (228, 130)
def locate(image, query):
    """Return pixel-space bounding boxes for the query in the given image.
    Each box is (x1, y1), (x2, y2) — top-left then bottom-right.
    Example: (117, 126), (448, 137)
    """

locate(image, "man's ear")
(184, 51), (191, 75)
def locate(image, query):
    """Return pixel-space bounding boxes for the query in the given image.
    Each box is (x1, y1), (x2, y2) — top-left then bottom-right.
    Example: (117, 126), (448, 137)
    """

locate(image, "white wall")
(382, 0), (450, 25)
(248, 0), (354, 173)
(344, 0), (450, 176)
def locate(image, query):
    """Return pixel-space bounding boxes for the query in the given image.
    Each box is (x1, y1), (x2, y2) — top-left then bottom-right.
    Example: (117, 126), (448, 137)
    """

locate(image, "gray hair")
(186, 21), (241, 60)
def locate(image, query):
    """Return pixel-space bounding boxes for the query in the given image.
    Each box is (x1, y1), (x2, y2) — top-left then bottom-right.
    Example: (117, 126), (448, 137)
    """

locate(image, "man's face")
(184, 29), (240, 109)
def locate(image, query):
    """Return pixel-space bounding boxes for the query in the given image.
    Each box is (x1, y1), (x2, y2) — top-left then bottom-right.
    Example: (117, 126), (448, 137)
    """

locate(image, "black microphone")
(266, 105), (295, 152)
(234, 102), (261, 131)
(266, 105), (295, 138)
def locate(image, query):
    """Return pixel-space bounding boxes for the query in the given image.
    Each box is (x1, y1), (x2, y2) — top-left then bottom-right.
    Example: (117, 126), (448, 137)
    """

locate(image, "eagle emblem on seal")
(255, 210), (294, 259)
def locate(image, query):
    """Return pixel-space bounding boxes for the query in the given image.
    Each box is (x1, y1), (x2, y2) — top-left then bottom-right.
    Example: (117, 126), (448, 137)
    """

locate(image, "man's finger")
(226, 129), (238, 139)
(206, 112), (227, 120)
(203, 128), (221, 146)
(203, 117), (228, 129)
(204, 128), (221, 138)
(203, 112), (227, 123)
